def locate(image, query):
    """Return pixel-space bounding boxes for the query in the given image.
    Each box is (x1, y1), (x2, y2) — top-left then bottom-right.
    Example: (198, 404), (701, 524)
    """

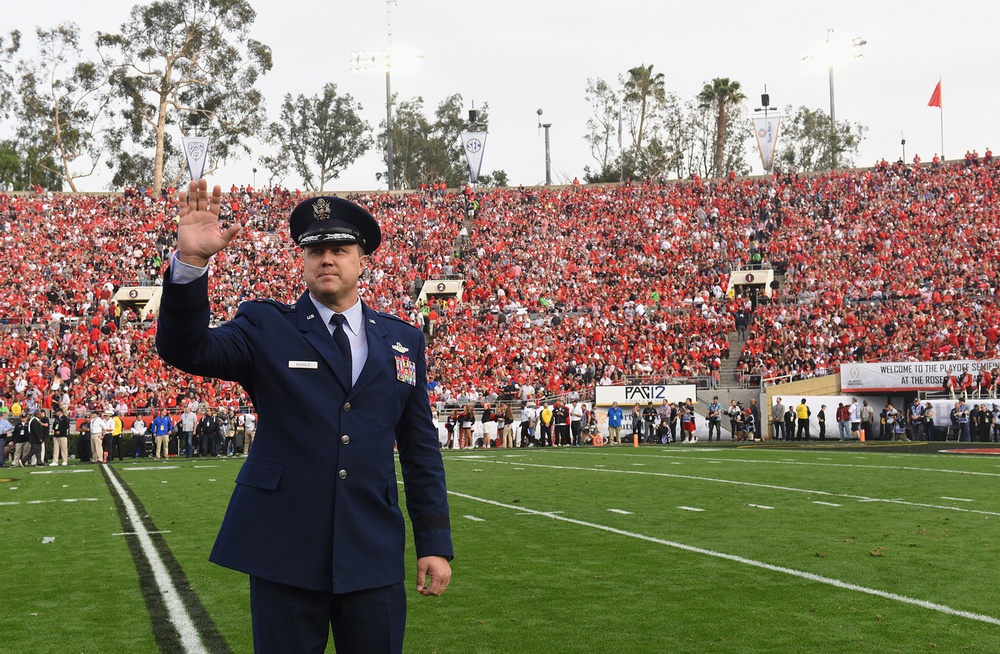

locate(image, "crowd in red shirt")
(2, 155), (999, 415)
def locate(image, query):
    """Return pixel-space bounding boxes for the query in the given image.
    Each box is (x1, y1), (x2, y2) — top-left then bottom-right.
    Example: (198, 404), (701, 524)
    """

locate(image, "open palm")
(176, 179), (242, 267)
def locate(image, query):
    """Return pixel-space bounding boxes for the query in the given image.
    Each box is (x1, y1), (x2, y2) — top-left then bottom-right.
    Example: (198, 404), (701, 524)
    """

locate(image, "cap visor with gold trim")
(289, 196), (381, 254)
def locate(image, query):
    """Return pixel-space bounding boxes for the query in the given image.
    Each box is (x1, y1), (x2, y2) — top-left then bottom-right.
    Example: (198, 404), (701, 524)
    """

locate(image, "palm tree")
(623, 64), (666, 168)
(697, 78), (746, 178)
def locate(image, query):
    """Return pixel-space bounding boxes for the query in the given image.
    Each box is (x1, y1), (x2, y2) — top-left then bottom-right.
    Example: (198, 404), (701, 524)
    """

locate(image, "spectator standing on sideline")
(180, 407), (198, 457)
(849, 398), (861, 439)
(749, 398), (762, 441)
(707, 396), (723, 442)
(860, 400), (875, 441)
(50, 408), (70, 466)
(817, 404), (827, 440)
(607, 402), (623, 445)
(25, 411), (46, 467)
(156, 180), (451, 652)
(771, 397), (786, 441)
(197, 409), (221, 456)
(836, 403), (850, 441)
(242, 412), (256, 455)
(131, 414), (147, 458)
(795, 398), (811, 440)
(152, 410), (173, 459)
(88, 412), (106, 464)
(0, 415), (12, 467)
(109, 412), (126, 462)
(11, 417), (30, 467)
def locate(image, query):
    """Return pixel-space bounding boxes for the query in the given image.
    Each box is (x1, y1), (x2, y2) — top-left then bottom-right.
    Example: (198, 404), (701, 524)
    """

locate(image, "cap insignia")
(313, 198), (331, 220)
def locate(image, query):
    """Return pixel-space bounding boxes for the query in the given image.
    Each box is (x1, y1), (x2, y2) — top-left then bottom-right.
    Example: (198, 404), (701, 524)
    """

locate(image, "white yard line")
(103, 469), (208, 654)
(463, 515), (485, 522)
(448, 489), (1000, 627)
(607, 509), (633, 515)
(577, 449), (1000, 479)
(453, 459), (1000, 518)
(0, 497), (99, 506)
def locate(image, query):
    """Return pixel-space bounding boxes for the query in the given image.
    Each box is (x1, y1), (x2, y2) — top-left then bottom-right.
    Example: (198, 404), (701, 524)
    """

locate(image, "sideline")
(448, 489), (1000, 627)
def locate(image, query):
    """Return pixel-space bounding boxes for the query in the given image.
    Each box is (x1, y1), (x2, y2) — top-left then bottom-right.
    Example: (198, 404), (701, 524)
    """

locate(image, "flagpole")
(939, 77), (945, 160)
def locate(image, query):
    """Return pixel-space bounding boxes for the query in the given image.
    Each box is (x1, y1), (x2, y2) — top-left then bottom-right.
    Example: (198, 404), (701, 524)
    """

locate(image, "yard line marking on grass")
(449, 490), (1000, 627)
(28, 468), (94, 475)
(123, 466), (180, 471)
(677, 506), (705, 512)
(813, 501), (842, 507)
(605, 450), (1000, 480)
(454, 459), (1000, 519)
(941, 496), (974, 502)
(191, 465), (218, 469)
(101, 465), (232, 654)
(0, 498), (99, 506)
(463, 515), (485, 522)
(608, 509), (633, 515)
(748, 504), (774, 510)
(113, 530), (173, 536)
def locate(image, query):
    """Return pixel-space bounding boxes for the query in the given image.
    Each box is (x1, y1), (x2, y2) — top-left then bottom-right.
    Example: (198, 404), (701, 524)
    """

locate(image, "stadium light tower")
(799, 30), (866, 170)
(350, 1), (422, 190)
(537, 108), (552, 186)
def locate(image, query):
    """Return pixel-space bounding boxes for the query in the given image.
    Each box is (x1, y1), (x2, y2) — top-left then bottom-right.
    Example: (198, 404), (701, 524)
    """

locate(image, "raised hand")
(176, 178), (242, 267)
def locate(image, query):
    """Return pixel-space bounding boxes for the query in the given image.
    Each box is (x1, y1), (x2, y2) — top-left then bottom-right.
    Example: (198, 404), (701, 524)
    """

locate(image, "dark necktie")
(330, 313), (352, 384)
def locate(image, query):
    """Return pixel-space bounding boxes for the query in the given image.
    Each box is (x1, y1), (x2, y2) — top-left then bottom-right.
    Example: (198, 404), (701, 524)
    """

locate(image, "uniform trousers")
(249, 576), (405, 654)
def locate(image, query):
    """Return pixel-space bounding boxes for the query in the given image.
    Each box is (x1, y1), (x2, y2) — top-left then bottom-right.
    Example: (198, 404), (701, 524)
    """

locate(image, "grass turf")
(2, 444), (1000, 652)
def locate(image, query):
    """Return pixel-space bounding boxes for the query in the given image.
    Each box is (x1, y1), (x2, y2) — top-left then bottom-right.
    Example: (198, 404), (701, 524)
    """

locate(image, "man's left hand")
(416, 555), (452, 596)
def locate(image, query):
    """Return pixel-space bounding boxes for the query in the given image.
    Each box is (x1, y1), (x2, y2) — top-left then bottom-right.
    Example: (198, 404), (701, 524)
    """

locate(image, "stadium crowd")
(1, 154), (999, 425)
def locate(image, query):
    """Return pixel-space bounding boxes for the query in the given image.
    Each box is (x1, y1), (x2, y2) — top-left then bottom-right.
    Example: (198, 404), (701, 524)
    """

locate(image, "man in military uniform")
(156, 179), (452, 653)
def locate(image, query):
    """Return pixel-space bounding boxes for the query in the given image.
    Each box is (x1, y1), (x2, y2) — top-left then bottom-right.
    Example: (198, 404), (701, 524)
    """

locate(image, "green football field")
(4, 443), (1000, 653)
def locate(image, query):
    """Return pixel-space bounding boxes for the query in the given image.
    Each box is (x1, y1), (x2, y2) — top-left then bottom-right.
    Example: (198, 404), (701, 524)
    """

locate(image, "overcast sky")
(4, 0), (996, 191)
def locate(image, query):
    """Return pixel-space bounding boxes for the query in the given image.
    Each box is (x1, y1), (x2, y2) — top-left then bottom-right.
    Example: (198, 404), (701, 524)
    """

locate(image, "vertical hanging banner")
(181, 136), (211, 181)
(460, 132), (488, 184)
(751, 114), (781, 171)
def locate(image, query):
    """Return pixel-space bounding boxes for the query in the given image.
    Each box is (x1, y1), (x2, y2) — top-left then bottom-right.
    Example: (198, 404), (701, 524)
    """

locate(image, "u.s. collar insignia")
(313, 198), (331, 220)
(306, 314), (315, 320)
(392, 342), (409, 354)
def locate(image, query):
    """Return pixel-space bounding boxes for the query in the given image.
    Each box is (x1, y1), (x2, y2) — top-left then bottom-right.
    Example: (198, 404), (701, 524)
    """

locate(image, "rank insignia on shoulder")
(392, 342), (409, 354)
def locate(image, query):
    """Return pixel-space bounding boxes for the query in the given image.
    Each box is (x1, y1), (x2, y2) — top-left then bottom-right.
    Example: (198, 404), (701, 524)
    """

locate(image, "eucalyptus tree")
(96, 0), (272, 193)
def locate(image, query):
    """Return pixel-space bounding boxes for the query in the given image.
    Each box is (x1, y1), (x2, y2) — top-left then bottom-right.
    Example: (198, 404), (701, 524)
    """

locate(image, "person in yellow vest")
(10, 400), (23, 419)
(539, 404), (554, 447)
(795, 398), (812, 440)
(109, 412), (126, 461)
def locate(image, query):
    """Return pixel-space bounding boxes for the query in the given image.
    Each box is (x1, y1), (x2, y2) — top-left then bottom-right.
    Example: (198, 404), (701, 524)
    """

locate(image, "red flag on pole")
(928, 81), (942, 108)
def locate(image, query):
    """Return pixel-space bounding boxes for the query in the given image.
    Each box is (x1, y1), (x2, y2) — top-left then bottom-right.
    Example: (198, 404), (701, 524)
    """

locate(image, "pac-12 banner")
(841, 359), (1000, 393)
(182, 135), (210, 181)
(460, 131), (487, 184)
(751, 114), (780, 171)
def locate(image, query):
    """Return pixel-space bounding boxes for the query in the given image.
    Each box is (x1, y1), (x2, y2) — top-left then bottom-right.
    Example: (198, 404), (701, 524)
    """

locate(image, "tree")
(268, 84), (372, 192)
(0, 138), (62, 191)
(583, 77), (621, 182)
(15, 23), (110, 191)
(381, 94), (495, 188)
(0, 30), (21, 121)
(697, 77), (746, 178)
(776, 105), (867, 171)
(96, 0), (272, 193)
(623, 64), (665, 169)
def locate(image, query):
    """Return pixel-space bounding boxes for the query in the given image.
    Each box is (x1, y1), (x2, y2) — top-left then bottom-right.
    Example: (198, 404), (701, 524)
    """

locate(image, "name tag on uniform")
(288, 360), (318, 369)
(395, 355), (416, 385)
